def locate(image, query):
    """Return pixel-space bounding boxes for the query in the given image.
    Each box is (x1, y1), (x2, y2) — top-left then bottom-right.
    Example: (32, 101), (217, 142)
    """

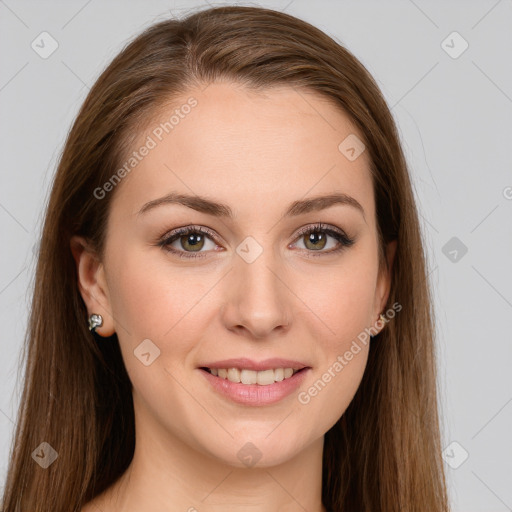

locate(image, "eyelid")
(157, 224), (220, 245)
(159, 224), (219, 242)
(293, 222), (348, 240)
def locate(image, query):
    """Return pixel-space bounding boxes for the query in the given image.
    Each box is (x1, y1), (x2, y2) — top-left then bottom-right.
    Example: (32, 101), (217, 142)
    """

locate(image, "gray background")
(1, 0), (511, 510)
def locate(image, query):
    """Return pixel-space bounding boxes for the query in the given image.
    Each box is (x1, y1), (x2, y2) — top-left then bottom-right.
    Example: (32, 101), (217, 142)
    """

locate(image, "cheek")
(294, 246), (377, 419)
(299, 251), (379, 346)
(105, 246), (215, 355)
(104, 248), (220, 419)
(299, 271), (373, 428)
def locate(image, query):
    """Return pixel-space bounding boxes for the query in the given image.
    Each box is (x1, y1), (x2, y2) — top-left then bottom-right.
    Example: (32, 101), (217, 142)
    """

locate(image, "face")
(73, 82), (394, 468)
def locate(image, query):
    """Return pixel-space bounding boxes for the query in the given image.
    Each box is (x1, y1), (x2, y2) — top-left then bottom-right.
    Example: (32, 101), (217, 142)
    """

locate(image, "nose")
(220, 247), (292, 339)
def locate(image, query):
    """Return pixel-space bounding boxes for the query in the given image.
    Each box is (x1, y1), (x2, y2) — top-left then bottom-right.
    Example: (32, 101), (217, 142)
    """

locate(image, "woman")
(1, 5), (450, 511)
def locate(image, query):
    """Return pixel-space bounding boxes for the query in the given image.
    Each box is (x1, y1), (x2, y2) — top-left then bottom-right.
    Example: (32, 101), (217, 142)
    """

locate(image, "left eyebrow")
(137, 191), (366, 223)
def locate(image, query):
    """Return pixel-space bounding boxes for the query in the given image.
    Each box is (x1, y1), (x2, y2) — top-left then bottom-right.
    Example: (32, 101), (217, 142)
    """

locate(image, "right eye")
(158, 226), (221, 259)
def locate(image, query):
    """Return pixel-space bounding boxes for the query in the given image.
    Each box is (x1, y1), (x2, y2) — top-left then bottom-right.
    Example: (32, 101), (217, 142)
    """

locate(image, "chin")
(202, 429), (311, 470)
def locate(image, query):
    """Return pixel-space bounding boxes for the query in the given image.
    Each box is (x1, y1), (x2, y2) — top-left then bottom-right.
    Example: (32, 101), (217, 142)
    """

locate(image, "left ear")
(373, 239), (397, 321)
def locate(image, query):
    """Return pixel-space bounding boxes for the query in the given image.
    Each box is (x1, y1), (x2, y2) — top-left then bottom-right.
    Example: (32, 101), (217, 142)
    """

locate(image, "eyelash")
(157, 222), (355, 260)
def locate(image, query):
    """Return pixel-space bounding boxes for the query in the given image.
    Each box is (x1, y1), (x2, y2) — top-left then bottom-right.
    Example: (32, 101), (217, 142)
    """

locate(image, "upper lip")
(198, 357), (310, 372)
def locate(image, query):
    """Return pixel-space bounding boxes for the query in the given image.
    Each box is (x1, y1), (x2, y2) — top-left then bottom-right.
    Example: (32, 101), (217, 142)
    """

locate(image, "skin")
(72, 81), (396, 512)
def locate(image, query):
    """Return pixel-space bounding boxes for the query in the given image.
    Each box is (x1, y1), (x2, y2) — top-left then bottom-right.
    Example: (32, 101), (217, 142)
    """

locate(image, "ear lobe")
(70, 236), (116, 337)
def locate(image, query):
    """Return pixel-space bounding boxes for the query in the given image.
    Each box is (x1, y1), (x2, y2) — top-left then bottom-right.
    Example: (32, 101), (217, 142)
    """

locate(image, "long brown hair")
(1, 5), (449, 511)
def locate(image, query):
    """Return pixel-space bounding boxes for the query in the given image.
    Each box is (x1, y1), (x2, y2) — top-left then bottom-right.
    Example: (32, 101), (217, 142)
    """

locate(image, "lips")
(196, 357), (311, 404)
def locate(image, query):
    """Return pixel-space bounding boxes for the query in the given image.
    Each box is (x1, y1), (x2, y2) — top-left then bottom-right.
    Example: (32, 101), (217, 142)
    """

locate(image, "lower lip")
(198, 368), (310, 406)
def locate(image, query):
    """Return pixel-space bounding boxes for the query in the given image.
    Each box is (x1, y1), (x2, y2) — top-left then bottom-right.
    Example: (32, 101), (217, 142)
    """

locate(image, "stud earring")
(88, 313), (103, 332)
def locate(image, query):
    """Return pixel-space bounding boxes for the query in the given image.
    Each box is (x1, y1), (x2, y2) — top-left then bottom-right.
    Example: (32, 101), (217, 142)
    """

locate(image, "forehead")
(109, 82), (375, 225)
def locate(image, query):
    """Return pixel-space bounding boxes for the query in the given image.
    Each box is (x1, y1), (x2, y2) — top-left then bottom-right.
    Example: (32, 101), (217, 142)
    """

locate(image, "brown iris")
(303, 231), (327, 251)
(179, 233), (205, 252)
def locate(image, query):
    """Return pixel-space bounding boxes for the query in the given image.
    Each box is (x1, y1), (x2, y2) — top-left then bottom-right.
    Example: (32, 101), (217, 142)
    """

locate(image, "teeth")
(240, 369), (257, 385)
(227, 368), (241, 383)
(208, 367), (301, 385)
(256, 369), (274, 385)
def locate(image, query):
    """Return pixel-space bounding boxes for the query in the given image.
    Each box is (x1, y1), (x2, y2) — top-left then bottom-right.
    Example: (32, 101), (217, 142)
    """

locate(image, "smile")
(198, 367), (310, 406)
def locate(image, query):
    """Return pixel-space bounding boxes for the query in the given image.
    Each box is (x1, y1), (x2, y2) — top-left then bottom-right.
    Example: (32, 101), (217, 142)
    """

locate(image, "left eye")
(291, 223), (355, 255)
(294, 230), (340, 251)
